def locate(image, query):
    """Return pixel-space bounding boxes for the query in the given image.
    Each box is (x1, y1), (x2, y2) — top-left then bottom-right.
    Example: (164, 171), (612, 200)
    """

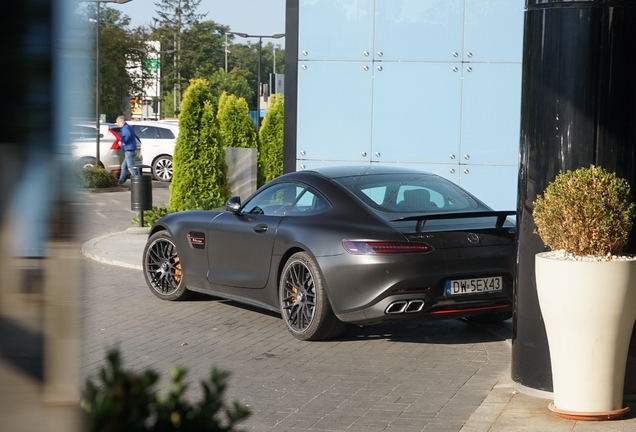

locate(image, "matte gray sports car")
(143, 166), (516, 340)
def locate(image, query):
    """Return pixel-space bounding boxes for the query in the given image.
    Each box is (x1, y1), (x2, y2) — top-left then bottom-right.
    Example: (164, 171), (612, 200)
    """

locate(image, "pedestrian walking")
(116, 115), (138, 186)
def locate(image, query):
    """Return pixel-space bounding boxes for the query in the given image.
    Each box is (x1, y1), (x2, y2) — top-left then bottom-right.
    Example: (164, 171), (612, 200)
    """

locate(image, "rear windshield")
(158, 127), (175, 139)
(333, 173), (481, 214)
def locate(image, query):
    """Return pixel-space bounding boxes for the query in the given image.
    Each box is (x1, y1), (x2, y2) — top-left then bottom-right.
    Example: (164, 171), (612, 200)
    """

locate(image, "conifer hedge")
(217, 91), (257, 149)
(258, 94), (284, 187)
(170, 78), (230, 211)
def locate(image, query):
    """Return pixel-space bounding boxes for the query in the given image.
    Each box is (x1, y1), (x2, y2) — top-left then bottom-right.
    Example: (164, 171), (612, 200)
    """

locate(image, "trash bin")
(131, 164), (152, 227)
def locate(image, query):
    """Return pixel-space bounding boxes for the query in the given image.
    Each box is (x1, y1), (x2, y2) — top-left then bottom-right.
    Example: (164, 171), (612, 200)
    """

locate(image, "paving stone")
(76, 184), (516, 432)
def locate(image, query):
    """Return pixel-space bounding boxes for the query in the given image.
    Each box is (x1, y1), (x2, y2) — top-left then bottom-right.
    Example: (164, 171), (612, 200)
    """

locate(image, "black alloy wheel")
(279, 252), (346, 341)
(143, 231), (191, 300)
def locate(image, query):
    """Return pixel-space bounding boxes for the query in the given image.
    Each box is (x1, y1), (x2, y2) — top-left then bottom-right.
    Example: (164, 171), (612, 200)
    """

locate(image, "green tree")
(153, 0), (206, 116)
(170, 78), (230, 211)
(258, 94), (284, 186)
(226, 41), (285, 111)
(208, 68), (254, 111)
(182, 20), (228, 80)
(162, 89), (175, 119)
(79, 4), (150, 120)
(217, 92), (257, 149)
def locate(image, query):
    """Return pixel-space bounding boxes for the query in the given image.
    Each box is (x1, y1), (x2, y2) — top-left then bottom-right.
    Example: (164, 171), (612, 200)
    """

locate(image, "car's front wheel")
(152, 155), (173, 182)
(143, 230), (191, 301)
(279, 252), (346, 341)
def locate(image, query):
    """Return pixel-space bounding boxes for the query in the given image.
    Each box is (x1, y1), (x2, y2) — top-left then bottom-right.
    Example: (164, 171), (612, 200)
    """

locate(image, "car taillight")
(343, 240), (434, 254)
(109, 128), (121, 150)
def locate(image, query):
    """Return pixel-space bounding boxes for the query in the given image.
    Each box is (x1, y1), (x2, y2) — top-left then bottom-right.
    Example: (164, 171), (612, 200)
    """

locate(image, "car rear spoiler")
(392, 211), (516, 232)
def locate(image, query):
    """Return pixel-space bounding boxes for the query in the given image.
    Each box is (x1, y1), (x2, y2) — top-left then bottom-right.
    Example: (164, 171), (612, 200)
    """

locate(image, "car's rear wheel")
(143, 231), (191, 301)
(152, 155), (173, 182)
(279, 252), (346, 341)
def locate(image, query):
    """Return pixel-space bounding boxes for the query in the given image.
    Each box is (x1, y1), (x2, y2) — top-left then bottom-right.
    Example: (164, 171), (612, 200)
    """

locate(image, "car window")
(361, 186), (387, 206)
(70, 125), (103, 140)
(157, 127), (175, 139)
(334, 173), (479, 214)
(288, 188), (330, 215)
(242, 183), (303, 216)
(395, 186), (446, 211)
(132, 125), (158, 139)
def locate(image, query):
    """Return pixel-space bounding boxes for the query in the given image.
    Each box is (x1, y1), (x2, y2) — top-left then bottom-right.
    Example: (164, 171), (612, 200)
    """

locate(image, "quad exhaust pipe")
(385, 299), (425, 314)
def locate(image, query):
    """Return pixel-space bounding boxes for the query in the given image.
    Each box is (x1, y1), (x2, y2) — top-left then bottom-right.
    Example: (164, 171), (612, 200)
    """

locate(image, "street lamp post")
(225, 33), (229, 73)
(273, 44), (280, 74)
(85, 0), (133, 167)
(227, 32), (285, 129)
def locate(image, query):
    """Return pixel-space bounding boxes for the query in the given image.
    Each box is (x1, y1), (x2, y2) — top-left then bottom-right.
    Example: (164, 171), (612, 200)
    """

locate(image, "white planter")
(535, 253), (636, 420)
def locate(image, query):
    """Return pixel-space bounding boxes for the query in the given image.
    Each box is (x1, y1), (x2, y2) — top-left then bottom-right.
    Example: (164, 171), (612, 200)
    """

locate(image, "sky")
(111, 0), (287, 47)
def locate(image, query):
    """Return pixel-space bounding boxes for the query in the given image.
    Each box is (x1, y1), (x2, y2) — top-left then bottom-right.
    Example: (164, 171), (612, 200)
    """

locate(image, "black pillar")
(283, 0), (299, 174)
(514, 0), (636, 393)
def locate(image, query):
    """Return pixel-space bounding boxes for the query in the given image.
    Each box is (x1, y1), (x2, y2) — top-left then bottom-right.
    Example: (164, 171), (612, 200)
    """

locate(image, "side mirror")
(226, 196), (241, 214)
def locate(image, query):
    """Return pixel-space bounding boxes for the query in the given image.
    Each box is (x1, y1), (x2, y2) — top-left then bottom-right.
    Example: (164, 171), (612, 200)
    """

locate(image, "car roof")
(305, 165), (439, 179)
(130, 120), (179, 129)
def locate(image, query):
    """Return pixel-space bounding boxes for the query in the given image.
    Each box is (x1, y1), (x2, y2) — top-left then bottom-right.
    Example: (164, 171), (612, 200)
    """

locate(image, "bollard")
(130, 164), (152, 228)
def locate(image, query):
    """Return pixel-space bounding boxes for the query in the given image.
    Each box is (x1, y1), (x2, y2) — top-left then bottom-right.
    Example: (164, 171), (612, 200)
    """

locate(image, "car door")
(131, 125), (158, 163)
(153, 125), (177, 158)
(206, 182), (304, 289)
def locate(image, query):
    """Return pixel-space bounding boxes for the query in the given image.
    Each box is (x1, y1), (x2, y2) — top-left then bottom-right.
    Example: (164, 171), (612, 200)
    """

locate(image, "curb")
(126, 227), (151, 235)
(81, 231), (143, 270)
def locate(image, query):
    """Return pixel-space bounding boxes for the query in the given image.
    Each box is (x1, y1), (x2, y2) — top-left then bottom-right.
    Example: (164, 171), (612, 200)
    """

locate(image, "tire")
(279, 252), (346, 341)
(152, 155), (173, 182)
(75, 157), (103, 170)
(143, 231), (192, 301)
(464, 309), (512, 324)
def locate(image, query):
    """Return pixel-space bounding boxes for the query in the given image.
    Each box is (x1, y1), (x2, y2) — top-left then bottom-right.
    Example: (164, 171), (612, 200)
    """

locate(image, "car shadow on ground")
(186, 294), (512, 345)
(338, 318), (512, 344)
(186, 294), (282, 319)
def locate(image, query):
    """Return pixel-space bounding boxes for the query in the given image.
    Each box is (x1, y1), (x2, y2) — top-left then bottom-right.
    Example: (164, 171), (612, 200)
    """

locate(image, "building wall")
(284, 0), (524, 210)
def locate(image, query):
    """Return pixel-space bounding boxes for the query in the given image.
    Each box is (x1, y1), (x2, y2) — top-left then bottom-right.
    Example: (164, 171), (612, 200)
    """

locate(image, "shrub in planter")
(533, 165), (635, 256)
(532, 165), (636, 420)
(77, 166), (118, 189)
(217, 91), (257, 149)
(81, 348), (250, 431)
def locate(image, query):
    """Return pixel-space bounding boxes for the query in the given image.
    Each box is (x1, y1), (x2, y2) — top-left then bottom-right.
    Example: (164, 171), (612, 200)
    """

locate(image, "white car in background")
(71, 123), (141, 174)
(130, 120), (179, 181)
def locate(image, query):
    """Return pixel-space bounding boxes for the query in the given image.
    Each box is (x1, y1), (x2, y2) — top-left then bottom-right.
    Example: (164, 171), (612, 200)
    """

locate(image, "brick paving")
(76, 182), (513, 432)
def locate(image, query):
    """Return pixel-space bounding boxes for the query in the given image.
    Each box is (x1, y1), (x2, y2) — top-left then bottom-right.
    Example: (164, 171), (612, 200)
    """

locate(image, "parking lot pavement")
(80, 257), (513, 432)
(76, 182), (636, 431)
(76, 182), (514, 431)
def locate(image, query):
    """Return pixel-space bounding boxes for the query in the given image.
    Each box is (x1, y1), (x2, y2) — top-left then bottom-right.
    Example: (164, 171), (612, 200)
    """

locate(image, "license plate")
(445, 276), (503, 296)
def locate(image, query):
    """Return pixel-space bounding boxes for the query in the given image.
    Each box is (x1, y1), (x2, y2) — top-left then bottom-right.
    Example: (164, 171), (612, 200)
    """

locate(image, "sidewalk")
(82, 230), (636, 431)
(81, 227), (149, 271)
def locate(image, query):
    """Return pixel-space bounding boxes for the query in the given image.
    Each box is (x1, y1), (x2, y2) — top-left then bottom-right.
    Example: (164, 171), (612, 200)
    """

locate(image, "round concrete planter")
(535, 253), (636, 420)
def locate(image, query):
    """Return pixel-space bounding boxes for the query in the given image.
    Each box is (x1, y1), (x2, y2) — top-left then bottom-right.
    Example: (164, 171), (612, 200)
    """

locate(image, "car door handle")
(253, 224), (268, 233)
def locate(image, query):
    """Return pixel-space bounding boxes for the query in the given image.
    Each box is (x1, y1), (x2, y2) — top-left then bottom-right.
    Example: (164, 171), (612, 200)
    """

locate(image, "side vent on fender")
(187, 231), (205, 249)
